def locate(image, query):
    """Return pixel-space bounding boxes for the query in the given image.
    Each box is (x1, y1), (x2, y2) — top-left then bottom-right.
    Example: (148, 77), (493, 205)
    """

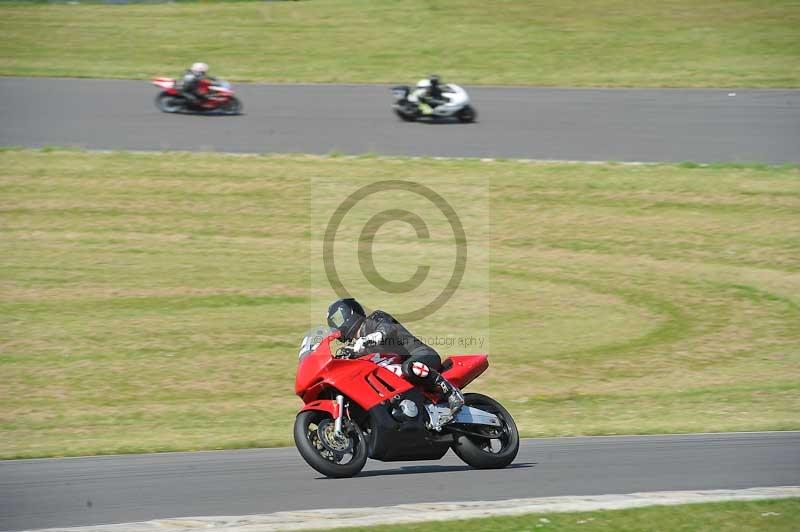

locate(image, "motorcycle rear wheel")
(394, 103), (418, 122)
(294, 410), (368, 478)
(155, 92), (184, 113)
(451, 393), (519, 469)
(395, 109), (416, 122)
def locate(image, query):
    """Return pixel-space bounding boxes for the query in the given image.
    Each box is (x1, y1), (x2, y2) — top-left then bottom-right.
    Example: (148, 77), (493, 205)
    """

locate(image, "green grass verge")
(1, 149), (799, 459)
(1, 0), (799, 87)
(323, 498), (800, 532)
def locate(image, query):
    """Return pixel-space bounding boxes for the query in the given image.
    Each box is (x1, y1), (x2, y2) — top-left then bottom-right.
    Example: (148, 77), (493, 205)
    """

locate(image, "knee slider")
(411, 362), (430, 378)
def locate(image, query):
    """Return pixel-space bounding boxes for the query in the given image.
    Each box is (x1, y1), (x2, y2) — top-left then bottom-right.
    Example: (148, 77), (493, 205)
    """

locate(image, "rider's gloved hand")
(336, 346), (357, 359)
(353, 331), (384, 353)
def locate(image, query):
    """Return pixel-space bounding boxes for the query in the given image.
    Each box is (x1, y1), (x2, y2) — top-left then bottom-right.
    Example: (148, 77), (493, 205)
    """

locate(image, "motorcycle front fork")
(333, 394), (345, 436)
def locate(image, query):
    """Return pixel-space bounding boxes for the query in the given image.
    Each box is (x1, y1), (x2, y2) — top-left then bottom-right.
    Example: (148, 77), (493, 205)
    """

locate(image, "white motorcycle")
(391, 80), (477, 123)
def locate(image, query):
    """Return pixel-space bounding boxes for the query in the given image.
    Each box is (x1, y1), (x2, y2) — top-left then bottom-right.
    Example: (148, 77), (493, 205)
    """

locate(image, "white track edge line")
(22, 486), (800, 532)
(11, 146), (799, 167)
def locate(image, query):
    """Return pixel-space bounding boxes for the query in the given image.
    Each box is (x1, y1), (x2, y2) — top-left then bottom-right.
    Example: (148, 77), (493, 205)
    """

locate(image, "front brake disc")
(316, 419), (354, 455)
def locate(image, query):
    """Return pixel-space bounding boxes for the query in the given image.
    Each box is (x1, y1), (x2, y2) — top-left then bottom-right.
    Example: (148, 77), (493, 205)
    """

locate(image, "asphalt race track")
(1, 77), (798, 163)
(2, 432), (799, 531)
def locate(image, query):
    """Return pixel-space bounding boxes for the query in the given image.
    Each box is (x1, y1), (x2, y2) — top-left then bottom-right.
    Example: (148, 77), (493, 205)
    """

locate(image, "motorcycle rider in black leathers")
(181, 62), (214, 106)
(327, 298), (465, 421)
(418, 74), (447, 110)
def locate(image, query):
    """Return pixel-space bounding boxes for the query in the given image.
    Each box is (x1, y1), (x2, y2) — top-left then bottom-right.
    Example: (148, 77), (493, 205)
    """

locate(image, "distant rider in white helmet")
(181, 62), (215, 107)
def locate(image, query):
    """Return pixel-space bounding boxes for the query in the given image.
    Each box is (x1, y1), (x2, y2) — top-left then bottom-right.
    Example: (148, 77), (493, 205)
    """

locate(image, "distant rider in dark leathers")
(418, 74), (447, 110)
(327, 298), (465, 421)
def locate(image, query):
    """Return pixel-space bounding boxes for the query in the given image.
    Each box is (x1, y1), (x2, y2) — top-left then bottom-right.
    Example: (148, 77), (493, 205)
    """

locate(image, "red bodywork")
(296, 331), (489, 416)
(151, 77), (236, 110)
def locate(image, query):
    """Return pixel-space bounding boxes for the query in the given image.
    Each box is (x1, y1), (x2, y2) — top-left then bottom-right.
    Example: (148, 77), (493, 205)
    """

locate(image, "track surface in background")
(1, 78), (798, 163)
(1, 432), (799, 531)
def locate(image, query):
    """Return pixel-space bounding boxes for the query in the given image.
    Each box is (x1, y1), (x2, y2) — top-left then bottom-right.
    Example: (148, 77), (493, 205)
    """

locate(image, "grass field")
(327, 498), (800, 532)
(1, 0), (799, 87)
(1, 149), (798, 458)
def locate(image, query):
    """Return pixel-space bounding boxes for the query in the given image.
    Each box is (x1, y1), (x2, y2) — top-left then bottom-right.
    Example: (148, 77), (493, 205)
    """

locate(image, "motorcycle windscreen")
(298, 325), (333, 362)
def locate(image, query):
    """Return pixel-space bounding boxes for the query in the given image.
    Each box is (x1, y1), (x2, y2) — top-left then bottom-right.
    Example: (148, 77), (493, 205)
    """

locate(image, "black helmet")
(327, 298), (366, 341)
(429, 74), (440, 87)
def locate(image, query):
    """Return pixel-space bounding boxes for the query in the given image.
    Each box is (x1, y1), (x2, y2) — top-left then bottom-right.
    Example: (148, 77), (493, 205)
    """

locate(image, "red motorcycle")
(294, 327), (519, 478)
(151, 77), (242, 115)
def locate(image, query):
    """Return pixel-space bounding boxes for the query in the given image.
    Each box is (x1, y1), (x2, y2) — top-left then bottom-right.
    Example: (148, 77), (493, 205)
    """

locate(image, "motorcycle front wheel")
(294, 410), (368, 478)
(457, 105), (477, 123)
(222, 97), (242, 115)
(451, 393), (519, 469)
(155, 92), (184, 113)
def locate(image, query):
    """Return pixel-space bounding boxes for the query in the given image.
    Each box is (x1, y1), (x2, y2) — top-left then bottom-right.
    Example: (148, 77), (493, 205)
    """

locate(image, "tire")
(156, 92), (184, 113)
(457, 105), (477, 123)
(294, 410), (368, 478)
(451, 393), (519, 469)
(394, 106), (417, 122)
(222, 97), (242, 115)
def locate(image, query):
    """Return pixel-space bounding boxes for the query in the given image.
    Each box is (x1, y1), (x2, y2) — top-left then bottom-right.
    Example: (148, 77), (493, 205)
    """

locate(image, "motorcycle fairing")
(366, 388), (452, 462)
(296, 347), (415, 410)
(299, 399), (339, 418)
(323, 360), (415, 410)
(152, 77), (178, 93)
(296, 331), (490, 410)
(407, 84), (469, 115)
(440, 354), (489, 389)
(295, 334), (338, 395)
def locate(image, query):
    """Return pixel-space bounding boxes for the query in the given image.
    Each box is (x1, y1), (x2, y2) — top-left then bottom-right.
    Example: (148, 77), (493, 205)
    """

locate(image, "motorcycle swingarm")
(426, 404), (501, 431)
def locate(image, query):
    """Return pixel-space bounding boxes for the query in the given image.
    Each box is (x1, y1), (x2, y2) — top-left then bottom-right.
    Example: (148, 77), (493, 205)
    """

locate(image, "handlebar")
(335, 346), (357, 359)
